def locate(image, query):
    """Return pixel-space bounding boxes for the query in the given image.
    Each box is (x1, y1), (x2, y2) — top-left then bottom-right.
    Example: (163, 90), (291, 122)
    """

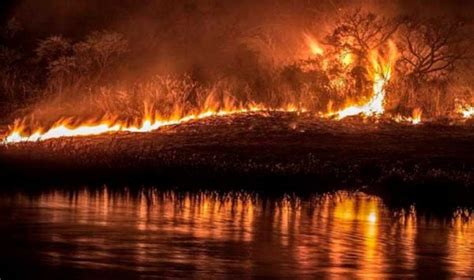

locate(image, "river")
(0, 187), (472, 279)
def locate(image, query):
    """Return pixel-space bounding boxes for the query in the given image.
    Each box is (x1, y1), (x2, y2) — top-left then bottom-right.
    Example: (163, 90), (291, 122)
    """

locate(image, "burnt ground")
(0, 112), (473, 209)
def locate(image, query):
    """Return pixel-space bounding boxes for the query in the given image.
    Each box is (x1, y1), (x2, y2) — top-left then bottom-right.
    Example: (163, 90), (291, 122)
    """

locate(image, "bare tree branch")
(397, 16), (471, 80)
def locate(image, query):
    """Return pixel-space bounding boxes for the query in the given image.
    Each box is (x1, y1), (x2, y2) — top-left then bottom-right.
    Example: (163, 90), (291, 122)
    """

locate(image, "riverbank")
(1, 112), (473, 209)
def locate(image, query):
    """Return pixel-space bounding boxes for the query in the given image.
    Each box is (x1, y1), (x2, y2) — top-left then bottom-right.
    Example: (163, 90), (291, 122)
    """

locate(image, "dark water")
(0, 188), (472, 279)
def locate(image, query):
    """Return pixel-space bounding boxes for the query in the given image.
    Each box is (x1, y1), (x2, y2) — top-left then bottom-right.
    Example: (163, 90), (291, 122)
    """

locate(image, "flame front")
(3, 104), (304, 144)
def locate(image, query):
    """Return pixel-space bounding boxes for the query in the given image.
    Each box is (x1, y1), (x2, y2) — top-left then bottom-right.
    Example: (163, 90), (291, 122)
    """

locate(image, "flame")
(340, 50), (353, 66)
(411, 108), (422, 124)
(327, 41), (398, 120)
(393, 108), (422, 125)
(456, 105), (474, 118)
(3, 104), (305, 144)
(304, 33), (324, 56)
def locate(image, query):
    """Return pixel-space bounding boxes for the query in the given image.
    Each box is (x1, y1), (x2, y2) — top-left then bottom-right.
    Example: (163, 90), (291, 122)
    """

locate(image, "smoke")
(6, 0), (470, 79)
(1, 0), (472, 125)
(5, 0), (338, 78)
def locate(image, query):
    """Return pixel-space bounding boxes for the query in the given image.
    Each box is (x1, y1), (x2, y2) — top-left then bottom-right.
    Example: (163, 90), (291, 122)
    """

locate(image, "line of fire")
(1, 8), (473, 143)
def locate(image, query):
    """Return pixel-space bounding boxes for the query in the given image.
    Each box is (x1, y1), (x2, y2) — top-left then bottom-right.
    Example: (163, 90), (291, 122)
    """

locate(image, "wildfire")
(457, 105), (474, 118)
(3, 34), (469, 145)
(3, 104), (305, 144)
(0, 39), (413, 145)
(327, 41), (398, 120)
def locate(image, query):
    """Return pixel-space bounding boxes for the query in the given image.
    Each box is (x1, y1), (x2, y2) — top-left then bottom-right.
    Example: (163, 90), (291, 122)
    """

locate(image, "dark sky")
(4, 0), (473, 32)
(0, 0), (16, 20)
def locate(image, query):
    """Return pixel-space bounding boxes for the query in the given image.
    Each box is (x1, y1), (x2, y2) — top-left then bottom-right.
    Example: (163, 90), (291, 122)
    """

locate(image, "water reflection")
(0, 188), (472, 278)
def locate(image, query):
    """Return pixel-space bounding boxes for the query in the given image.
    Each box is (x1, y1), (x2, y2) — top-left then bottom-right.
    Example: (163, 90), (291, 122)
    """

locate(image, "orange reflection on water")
(2, 189), (473, 278)
(448, 210), (474, 276)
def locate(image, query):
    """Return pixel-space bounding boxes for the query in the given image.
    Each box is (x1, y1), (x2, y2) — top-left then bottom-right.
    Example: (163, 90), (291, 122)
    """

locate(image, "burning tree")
(323, 10), (401, 102)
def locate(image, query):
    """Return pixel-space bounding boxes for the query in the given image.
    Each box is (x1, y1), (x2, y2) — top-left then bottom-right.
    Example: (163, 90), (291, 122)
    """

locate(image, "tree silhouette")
(397, 17), (470, 80)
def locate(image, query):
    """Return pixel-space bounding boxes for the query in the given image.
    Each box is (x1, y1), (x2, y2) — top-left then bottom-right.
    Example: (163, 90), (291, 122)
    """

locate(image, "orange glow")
(7, 189), (473, 277)
(303, 32), (324, 56)
(326, 41), (398, 120)
(457, 105), (474, 118)
(3, 103), (306, 144)
(340, 50), (353, 66)
(367, 212), (377, 223)
(411, 108), (422, 125)
(394, 108), (422, 125)
(3, 35), (470, 145)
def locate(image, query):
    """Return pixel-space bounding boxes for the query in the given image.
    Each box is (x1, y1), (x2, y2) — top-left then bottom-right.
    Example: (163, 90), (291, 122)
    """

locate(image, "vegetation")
(0, 8), (472, 121)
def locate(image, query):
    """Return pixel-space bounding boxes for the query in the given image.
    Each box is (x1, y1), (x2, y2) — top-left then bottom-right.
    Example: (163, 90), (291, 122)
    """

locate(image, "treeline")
(288, 9), (474, 117)
(0, 8), (473, 121)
